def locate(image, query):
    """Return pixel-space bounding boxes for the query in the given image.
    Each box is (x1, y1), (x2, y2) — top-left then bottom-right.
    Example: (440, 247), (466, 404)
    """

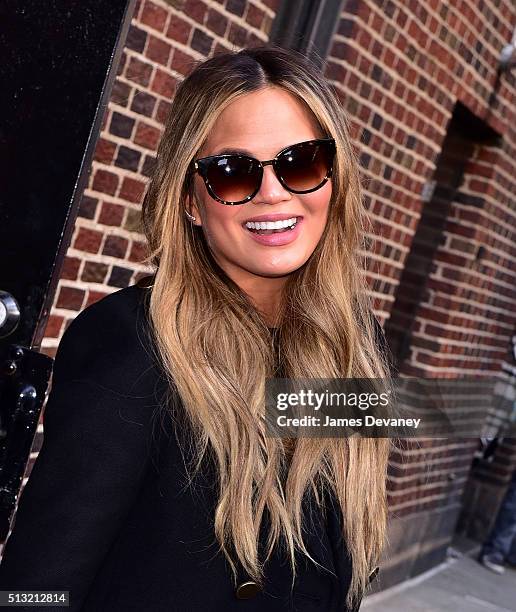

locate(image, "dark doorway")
(384, 102), (500, 372)
(0, 0), (135, 540)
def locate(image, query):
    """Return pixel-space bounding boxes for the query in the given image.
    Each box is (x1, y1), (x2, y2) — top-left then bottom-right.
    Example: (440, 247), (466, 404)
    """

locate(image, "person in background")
(478, 333), (516, 575)
(478, 468), (516, 574)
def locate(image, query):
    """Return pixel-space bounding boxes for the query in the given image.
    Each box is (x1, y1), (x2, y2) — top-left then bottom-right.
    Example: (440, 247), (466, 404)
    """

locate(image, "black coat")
(0, 282), (379, 611)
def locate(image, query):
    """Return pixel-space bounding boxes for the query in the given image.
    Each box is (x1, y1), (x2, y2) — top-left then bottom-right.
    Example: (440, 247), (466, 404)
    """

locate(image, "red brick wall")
(22, 0), (516, 587)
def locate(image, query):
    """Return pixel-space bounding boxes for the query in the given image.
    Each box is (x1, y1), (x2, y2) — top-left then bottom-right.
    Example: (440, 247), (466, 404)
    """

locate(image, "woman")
(0, 45), (391, 611)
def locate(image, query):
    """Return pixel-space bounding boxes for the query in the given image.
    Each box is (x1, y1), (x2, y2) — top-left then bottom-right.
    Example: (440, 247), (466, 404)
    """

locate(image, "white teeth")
(245, 217), (298, 230)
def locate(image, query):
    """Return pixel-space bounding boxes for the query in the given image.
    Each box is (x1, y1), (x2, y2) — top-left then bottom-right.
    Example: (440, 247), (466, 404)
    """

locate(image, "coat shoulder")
(52, 279), (164, 395)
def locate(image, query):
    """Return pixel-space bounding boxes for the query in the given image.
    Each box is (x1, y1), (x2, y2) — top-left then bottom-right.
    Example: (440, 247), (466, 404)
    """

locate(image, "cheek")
(201, 199), (241, 245)
(306, 183), (332, 221)
(207, 205), (239, 230)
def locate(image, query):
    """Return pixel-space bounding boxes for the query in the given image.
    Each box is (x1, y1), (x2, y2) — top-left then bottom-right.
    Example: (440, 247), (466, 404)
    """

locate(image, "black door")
(0, 0), (136, 540)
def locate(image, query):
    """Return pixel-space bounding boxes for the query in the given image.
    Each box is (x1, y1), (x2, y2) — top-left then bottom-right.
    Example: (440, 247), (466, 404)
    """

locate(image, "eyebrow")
(207, 138), (324, 158)
(211, 146), (255, 156)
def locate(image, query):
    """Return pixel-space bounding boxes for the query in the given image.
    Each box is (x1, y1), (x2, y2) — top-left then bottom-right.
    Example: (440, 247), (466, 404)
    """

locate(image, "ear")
(184, 190), (202, 227)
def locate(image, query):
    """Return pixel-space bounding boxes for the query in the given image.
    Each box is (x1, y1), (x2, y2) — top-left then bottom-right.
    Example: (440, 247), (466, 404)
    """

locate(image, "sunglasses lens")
(205, 157), (260, 203)
(276, 141), (335, 192)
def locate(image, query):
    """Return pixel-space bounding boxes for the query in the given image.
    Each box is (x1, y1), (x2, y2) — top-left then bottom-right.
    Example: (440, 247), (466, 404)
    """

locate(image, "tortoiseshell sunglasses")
(188, 137), (336, 205)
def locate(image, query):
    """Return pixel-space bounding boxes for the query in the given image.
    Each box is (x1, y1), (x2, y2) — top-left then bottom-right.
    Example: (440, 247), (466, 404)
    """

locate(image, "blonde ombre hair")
(141, 45), (391, 609)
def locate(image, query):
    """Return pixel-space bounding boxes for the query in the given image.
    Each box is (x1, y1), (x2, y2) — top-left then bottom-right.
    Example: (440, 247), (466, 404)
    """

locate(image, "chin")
(252, 261), (305, 278)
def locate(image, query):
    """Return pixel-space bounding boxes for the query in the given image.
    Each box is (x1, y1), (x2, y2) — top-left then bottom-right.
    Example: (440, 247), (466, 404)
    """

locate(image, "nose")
(252, 164), (291, 205)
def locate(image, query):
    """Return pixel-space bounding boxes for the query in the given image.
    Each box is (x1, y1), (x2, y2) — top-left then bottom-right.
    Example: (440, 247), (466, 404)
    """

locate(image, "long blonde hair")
(141, 44), (391, 609)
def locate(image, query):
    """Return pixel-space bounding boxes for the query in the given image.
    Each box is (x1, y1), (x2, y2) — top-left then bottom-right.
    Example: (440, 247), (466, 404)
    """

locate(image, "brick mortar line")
(367, 201), (422, 223)
(65, 250), (150, 270)
(480, 197), (516, 224)
(55, 275), (152, 298)
(388, 491), (465, 512)
(426, 289), (512, 314)
(443, 216), (516, 248)
(467, 163), (516, 190)
(420, 287), (515, 313)
(366, 268), (404, 285)
(388, 443), (479, 458)
(388, 479), (469, 499)
(409, 357), (506, 372)
(364, 229), (410, 250)
(366, 213), (421, 237)
(441, 223), (516, 253)
(439, 241), (516, 268)
(71, 212), (146, 237)
(443, 241), (516, 265)
(367, 282), (397, 293)
(389, 453), (482, 466)
(438, 240), (514, 271)
(465, 186), (516, 213)
(364, 272), (402, 287)
(366, 265), (402, 279)
(424, 298), (515, 319)
(82, 189), (142, 212)
(432, 254), (516, 281)
(387, 468), (472, 487)
(203, 0), (276, 20)
(370, 310), (394, 322)
(368, 290), (395, 302)
(363, 252), (406, 270)
(363, 191), (426, 221)
(366, 283), (399, 294)
(414, 336), (510, 352)
(417, 320), (515, 340)
(413, 339), (513, 354)
(391, 443), (482, 452)
(85, 188), (149, 207)
(464, 168), (516, 201)
(367, 269), (403, 282)
(66, 255), (150, 274)
(91, 156), (153, 180)
(405, 362), (508, 374)
(453, 196), (516, 229)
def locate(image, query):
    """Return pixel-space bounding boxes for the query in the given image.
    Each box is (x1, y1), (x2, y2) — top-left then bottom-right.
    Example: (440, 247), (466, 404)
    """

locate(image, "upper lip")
(242, 213), (302, 225)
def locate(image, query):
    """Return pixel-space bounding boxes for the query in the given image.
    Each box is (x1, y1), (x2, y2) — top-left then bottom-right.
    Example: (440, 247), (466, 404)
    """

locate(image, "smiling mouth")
(243, 216), (301, 235)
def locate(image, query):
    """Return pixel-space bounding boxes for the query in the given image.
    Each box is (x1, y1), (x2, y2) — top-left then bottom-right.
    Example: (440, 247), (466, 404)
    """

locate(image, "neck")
(244, 277), (286, 327)
(223, 267), (288, 326)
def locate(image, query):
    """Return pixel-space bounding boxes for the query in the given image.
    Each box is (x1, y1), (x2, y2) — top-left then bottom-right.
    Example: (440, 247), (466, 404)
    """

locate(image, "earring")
(184, 209), (196, 222)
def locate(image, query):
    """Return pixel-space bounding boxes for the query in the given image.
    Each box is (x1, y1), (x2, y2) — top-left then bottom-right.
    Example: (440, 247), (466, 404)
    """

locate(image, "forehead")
(201, 87), (323, 158)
